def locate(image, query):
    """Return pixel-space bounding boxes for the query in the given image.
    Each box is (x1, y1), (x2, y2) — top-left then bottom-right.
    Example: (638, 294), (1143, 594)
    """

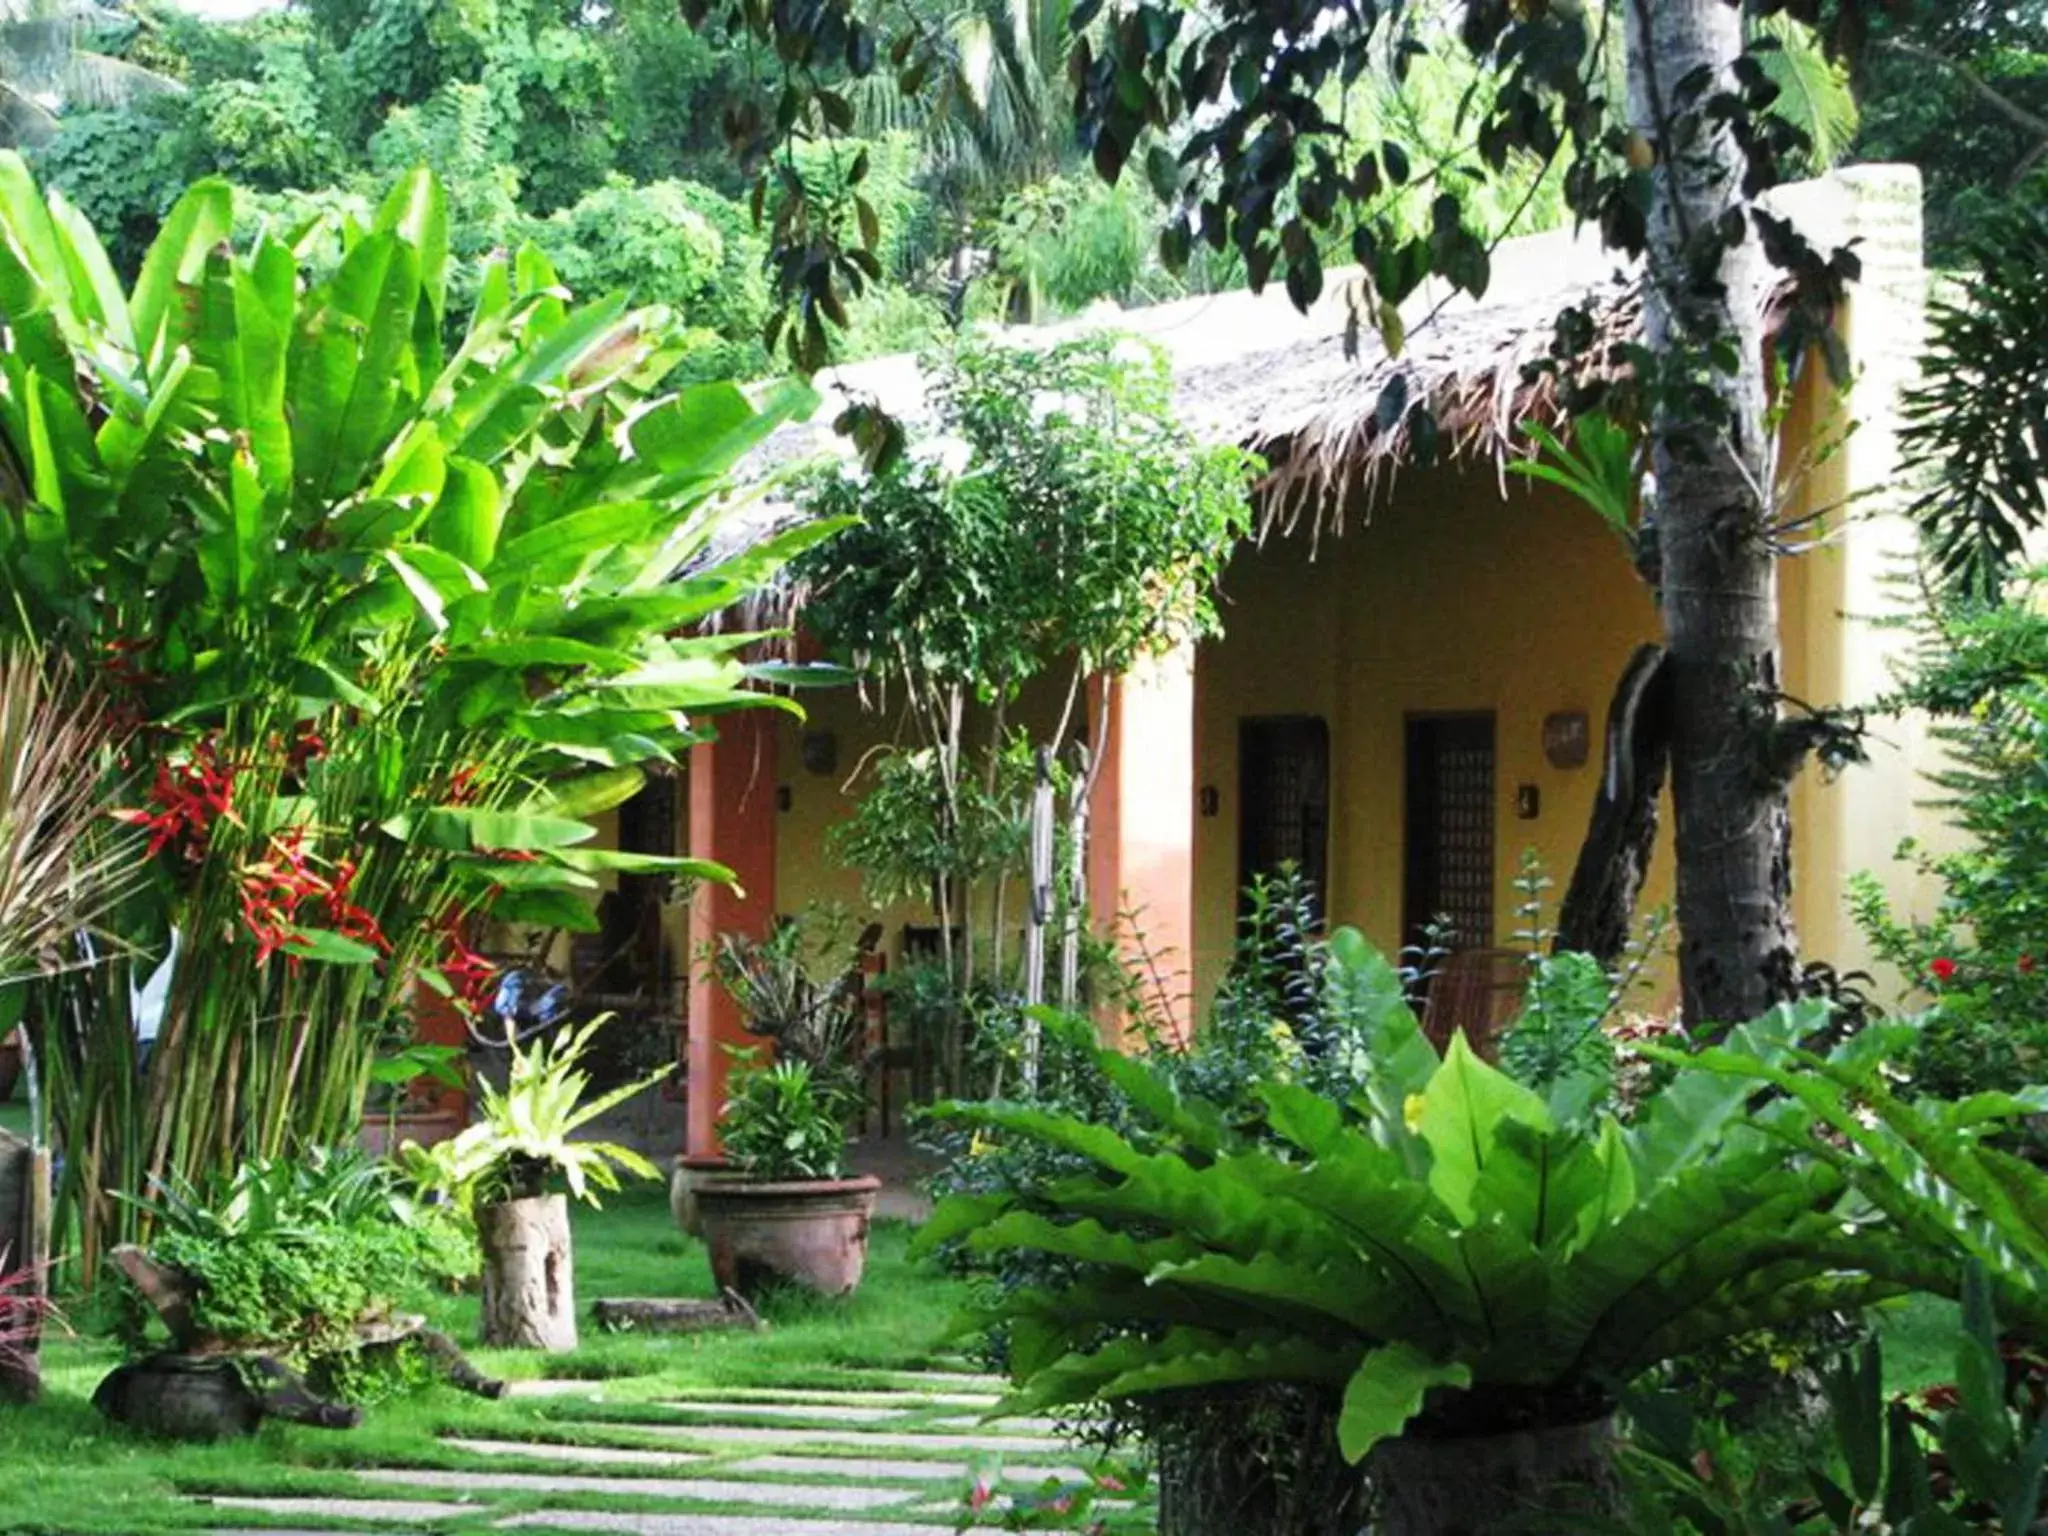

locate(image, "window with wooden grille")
(1237, 715), (1331, 921)
(1403, 714), (1497, 952)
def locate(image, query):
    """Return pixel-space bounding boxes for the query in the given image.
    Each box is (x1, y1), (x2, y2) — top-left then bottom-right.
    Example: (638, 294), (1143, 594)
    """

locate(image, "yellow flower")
(1403, 1093), (1427, 1132)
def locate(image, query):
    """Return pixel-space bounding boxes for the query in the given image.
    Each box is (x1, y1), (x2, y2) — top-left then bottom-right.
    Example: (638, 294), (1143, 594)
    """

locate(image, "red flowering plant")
(1846, 571), (2048, 1100)
(0, 163), (844, 1271)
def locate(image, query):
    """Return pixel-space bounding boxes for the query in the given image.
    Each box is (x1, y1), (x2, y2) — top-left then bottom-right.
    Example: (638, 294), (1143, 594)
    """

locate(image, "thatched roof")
(726, 220), (1642, 546)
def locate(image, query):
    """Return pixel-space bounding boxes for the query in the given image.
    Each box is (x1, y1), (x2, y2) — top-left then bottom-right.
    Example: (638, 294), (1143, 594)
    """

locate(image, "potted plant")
(675, 908), (872, 1235)
(692, 1051), (881, 1297)
(420, 1015), (662, 1350)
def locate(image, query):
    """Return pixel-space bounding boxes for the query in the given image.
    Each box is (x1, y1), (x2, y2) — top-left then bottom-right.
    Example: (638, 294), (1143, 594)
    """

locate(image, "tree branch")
(1877, 37), (2048, 143)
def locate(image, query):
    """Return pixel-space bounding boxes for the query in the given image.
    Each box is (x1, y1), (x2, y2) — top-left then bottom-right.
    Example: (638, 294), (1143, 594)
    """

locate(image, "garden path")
(192, 1365), (1139, 1534)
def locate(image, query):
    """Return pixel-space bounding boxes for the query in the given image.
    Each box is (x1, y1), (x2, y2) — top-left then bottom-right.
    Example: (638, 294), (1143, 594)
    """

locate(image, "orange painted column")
(684, 711), (779, 1157)
(412, 985), (472, 1117)
(1086, 644), (1199, 1043)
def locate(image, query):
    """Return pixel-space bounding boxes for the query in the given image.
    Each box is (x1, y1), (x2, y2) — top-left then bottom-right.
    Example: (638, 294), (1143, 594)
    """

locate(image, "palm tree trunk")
(1626, 0), (1796, 1030)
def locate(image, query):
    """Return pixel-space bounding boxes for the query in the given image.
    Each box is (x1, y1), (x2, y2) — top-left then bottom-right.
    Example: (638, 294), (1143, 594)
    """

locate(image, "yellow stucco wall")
(1190, 473), (1675, 1006)
(769, 670), (1082, 971)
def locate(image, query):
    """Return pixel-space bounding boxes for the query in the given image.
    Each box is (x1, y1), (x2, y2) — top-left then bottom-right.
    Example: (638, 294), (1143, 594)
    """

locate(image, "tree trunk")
(1627, 0), (1797, 1031)
(1366, 1417), (1620, 1535)
(1557, 645), (1672, 965)
(480, 1195), (577, 1351)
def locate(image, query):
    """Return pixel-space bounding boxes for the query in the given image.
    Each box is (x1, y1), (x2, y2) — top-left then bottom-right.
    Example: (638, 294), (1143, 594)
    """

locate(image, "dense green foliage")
(0, 158), (820, 1276)
(1901, 196), (2048, 598)
(1852, 574), (2048, 1098)
(124, 1148), (474, 1395)
(919, 966), (1924, 1464)
(719, 1056), (853, 1180)
(1614, 1272), (2048, 1534)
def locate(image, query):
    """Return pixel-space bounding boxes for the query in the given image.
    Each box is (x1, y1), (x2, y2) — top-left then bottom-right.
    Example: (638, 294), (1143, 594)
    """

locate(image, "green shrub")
(719, 1056), (853, 1181)
(918, 987), (1927, 1467)
(125, 1149), (476, 1397)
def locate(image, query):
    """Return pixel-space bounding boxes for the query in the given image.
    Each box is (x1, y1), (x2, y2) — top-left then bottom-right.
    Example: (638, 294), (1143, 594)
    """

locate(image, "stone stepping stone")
(656, 1400), (928, 1423)
(505, 1380), (614, 1400)
(359, 1468), (911, 1511)
(496, 1516), (947, 1535)
(201, 1495), (478, 1524)
(671, 1387), (998, 1409)
(859, 1372), (1008, 1393)
(653, 1400), (1059, 1433)
(727, 1454), (1089, 1484)
(629, 1422), (1067, 1454)
(444, 1437), (703, 1469)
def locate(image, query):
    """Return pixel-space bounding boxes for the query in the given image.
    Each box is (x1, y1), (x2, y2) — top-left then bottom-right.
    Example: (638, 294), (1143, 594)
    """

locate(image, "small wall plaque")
(801, 730), (838, 776)
(1542, 710), (1590, 771)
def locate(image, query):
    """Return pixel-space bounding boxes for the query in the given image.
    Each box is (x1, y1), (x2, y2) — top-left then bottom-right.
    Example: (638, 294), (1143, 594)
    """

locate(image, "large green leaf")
(291, 231), (425, 502)
(1414, 1033), (1553, 1224)
(426, 457), (504, 570)
(129, 177), (235, 368)
(381, 807), (598, 852)
(1338, 1344), (1472, 1462)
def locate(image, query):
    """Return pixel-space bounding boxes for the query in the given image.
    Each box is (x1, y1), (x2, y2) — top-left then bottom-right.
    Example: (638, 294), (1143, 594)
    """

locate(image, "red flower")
(446, 764), (483, 806)
(966, 1479), (994, 1514)
(321, 857), (390, 954)
(115, 739), (242, 859)
(2022, 954), (2038, 976)
(236, 831), (388, 968)
(436, 919), (498, 1011)
(1930, 956), (1959, 986)
(285, 720), (328, 777)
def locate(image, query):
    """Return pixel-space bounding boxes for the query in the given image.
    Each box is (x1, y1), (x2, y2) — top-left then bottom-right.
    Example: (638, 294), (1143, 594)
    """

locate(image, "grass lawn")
(0, 1184), (998, 1536)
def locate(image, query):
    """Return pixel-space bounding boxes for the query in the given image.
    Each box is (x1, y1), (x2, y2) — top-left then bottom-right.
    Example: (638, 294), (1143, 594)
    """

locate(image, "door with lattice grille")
(1237, 716), (1331, 920)
(1403, 714), (1497, 953)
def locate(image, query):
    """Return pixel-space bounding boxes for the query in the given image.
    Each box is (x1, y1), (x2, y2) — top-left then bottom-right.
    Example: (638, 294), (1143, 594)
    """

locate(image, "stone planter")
(479, 1193), (577, 1351)
(357, 1105), (465, 1158)
(693, 1174), (881, 1298)
(669, 1153), (732, 1238)
(1365, 1414), (1619, 1535)
(1150, 1384), (1369, 1536)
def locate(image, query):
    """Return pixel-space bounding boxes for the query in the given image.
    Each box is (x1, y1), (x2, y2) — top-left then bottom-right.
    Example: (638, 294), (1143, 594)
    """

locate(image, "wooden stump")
(0, 1129), (51, 1402)
(480, 1194), (576, 1351)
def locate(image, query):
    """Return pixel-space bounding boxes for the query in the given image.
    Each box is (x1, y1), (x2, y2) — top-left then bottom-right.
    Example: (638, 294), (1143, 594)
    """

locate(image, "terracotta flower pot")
(693, 1173), (881, 1298)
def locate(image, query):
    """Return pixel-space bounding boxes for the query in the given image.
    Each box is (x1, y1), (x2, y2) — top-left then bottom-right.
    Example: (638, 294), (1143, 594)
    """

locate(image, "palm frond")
(0, 647), (143, 983)
(57, 49), (181, 109)
(1755, 13), (1860, 170)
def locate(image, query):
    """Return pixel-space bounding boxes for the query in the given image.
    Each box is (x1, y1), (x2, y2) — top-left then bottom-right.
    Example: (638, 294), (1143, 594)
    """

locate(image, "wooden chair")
(1420, 948), (1527, 1062)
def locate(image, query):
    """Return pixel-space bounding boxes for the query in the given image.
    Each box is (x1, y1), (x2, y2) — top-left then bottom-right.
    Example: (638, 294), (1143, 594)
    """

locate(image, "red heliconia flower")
(285, 719), (329, 777)
(436, 919), (498, 1011)
(321, 857), (390, 954)
(966, 1480), (994, 1514)
(2021, 954), (2038, 976)
(115, 738), (242, 859)
(446, 764), (483, 806)
(237, 830), (389, 968)
(1930, 956), (1959, 986)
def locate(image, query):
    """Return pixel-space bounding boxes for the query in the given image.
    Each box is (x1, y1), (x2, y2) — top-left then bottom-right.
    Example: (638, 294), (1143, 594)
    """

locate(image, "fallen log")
(592, 1289), (764, 1335)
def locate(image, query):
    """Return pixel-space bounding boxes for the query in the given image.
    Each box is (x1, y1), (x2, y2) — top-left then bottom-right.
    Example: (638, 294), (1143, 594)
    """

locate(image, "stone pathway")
(193, 1364), (1141, 1534)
